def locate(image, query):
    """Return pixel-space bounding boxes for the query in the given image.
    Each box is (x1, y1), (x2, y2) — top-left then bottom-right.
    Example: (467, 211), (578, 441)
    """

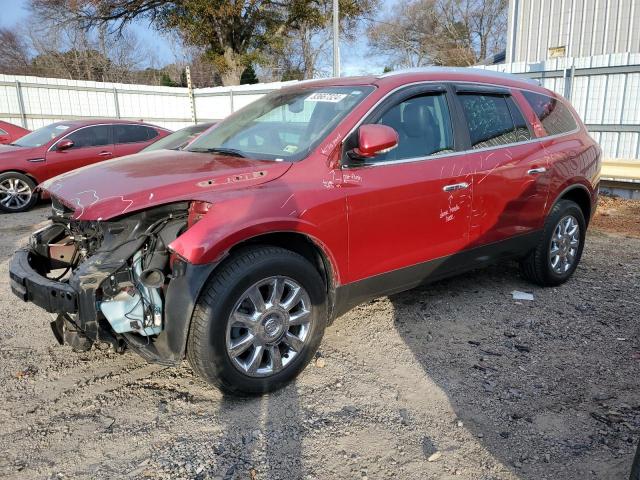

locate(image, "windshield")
(186, 86), (375, 161)
(142, 123), (213, 153)
(13, 122), (72, 148)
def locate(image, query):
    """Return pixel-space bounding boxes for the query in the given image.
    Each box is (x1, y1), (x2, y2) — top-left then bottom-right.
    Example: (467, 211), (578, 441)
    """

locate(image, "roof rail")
(378, 66), (541, 86)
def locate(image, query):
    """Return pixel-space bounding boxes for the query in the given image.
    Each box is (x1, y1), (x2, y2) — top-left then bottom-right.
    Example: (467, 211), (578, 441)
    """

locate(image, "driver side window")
(373, 93), (454, 163)
(65, 126), (111, 149)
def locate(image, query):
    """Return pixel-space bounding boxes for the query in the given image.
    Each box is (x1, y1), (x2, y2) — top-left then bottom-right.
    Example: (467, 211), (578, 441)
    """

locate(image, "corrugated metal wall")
(480, 53), (640, 160)
(0, 74), (296, 132)
(507, 0), (640, 63)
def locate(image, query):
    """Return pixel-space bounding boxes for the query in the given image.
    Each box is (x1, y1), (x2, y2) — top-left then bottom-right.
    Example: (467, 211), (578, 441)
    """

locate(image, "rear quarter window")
(114, 125), (159, 144)
(457, 94), (531, 149)
(522, 91), (578, 136)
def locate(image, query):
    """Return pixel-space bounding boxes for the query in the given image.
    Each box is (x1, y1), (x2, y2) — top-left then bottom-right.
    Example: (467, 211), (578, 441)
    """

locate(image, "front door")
(45, 125), (114, 179)
(343, 86), (473, 293)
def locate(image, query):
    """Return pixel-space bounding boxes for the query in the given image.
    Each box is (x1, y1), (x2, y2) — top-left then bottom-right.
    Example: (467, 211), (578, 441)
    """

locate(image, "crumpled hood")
(40, 149), (292, 220)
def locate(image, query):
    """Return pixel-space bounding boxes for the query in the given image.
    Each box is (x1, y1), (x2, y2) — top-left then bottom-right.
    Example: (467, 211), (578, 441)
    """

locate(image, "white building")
(506, 0), (640, 63)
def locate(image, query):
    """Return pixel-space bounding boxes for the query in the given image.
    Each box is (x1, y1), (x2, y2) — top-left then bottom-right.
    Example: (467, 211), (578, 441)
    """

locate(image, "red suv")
(9, 69), (601, 395)
(0, 119), (170, 212)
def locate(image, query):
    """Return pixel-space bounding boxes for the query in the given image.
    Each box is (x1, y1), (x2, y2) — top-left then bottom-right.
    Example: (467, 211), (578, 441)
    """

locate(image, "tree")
(240, 65), (259, 84)
(31, 0), (377, 84)
(267, 0), (377, 80)
(367, 0), (507, 68)
(0, 28), (32, 75)
(160, 72), (177, 86)
(30, 0), (290, 85)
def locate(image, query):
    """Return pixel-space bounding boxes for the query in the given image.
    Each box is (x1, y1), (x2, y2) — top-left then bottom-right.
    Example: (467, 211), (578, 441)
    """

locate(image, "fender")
(168, 186), (347, 285)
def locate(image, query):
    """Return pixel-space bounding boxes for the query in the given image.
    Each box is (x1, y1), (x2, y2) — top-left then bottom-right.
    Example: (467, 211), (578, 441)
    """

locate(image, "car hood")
(0, 144), (38, 157)
(40, 149), (293, 220)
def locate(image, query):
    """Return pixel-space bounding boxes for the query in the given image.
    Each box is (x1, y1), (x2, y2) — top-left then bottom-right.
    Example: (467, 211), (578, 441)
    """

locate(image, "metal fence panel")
(1, 59), (639, 161)
(480, 53), (640, 161)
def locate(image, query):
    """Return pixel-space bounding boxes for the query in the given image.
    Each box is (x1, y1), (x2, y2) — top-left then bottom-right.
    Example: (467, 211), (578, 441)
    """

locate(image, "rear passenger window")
(114, 125), (158, 144)
(522, 91), (578, 136)
(373, 93), (454, 162)
(457, 94), (531, 149)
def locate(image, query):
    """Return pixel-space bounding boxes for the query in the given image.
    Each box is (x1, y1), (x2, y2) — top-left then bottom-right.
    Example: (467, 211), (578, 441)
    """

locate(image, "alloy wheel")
(225, 276), (312, 377)
(549, 215), (580, 274)
(0, 177), (33, 211)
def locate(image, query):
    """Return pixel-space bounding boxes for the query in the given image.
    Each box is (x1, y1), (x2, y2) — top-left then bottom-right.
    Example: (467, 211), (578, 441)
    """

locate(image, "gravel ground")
(0, 199), (638, 480)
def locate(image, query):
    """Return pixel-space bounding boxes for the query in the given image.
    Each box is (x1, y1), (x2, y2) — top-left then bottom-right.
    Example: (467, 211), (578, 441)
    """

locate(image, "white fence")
(0, 74), (296, 132)
(1, 53), (639, 161)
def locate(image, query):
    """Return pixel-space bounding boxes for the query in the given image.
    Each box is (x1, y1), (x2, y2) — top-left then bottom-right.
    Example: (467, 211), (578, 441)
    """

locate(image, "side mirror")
(56, 139), (74, 151)
(350, 124), (398, 160)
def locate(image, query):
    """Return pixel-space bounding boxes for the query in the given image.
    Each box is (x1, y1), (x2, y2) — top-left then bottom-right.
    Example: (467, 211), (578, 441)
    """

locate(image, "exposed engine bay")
(19, 199), (201, 357)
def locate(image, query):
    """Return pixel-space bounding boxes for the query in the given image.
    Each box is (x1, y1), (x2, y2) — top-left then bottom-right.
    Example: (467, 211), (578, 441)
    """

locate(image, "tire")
(0, 172), (38, 213)
(520, 199), (586, 286)
(187, 246), (327, 395)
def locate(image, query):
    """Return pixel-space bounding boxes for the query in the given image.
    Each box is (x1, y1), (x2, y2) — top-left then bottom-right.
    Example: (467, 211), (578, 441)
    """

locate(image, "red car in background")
(0, 120), (30, 145)
(0, 119), (170, 212)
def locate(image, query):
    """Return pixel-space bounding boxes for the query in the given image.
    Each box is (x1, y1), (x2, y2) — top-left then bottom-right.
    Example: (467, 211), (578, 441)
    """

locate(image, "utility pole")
(185, 66), (197, 123)
(332, 0), (340, 77)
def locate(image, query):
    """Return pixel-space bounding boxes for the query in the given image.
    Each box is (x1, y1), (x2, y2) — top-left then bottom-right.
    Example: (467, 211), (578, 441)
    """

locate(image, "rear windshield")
(186, 86), (375, 161)
(13, 122), (72, 147)
(522, 91), (578, 136)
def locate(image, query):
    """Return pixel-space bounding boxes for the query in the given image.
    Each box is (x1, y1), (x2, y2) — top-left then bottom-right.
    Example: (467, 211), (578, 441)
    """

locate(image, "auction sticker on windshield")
(306, 92), (348, 103)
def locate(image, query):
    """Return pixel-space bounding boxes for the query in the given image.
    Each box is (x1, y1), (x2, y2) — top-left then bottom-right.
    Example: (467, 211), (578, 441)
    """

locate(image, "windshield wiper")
(189, 147), (246, 158)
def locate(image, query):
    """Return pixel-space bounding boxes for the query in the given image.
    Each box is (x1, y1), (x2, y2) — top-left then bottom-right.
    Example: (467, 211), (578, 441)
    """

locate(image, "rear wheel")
(520, 199), (586, 286)
(187, 246), (327, 395)
(0, 172), (37, 213)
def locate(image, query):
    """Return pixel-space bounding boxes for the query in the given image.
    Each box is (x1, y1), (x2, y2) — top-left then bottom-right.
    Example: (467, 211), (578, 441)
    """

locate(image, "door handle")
(98, 151), (113, 157)
(527, 167), (547, 175)
(442, 182), (469, 192)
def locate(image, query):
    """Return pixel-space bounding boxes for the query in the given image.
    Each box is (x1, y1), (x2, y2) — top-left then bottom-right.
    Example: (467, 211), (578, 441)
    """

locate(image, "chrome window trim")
(47, 123), (161, 152)
(340, 80), (581, 170)
(48, 123), (114, 152)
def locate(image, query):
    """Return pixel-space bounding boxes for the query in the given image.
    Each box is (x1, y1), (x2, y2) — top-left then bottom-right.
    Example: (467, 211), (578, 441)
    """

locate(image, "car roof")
(286, 67), (555, 97)
(54, 119), (167, 129)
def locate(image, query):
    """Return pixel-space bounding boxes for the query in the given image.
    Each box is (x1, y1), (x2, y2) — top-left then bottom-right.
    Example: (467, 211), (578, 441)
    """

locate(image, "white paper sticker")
(306, 92), (347, 103)
(55, 125), (70, 130)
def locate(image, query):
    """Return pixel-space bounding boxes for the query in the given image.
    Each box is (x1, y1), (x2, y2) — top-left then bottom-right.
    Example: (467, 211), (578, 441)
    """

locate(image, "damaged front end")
(10, 199), (216, 365)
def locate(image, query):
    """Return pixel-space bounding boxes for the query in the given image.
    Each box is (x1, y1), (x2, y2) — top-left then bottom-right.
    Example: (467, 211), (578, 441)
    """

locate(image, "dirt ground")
(0, 196), (638, 480)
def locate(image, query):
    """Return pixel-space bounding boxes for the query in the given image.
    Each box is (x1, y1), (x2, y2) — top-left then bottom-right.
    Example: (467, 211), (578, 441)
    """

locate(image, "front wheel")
(0, 172), (38, 213)
(187, 246), (327, 395)
(520, 199), (586, 286)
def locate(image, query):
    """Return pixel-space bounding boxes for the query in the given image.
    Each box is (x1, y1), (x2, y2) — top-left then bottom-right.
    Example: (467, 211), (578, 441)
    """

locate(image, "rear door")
(45, 125), (114, 179)
(343, 84), (473, 291)
(451, 85), (550, 248)
(113, 124), (161, 156)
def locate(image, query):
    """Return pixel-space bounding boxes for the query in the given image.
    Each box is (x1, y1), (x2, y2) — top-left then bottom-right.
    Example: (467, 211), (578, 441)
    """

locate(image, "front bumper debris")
(8, 201), (218, 366)
(10, 249), (77, 314)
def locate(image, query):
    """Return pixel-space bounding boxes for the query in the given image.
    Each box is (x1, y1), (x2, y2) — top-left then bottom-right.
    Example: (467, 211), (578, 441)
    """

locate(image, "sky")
(0, 0), (387, 78)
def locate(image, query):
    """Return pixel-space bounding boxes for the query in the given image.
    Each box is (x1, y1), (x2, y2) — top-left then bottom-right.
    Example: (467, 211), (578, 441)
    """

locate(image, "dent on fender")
(168, 191), (325, 265)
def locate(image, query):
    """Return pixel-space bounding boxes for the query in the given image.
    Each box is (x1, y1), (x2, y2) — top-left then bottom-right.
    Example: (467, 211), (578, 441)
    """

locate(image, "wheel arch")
(551, 183), (594, 226)
(226, 231), (339, 320)
(0, 169), (40, 186)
